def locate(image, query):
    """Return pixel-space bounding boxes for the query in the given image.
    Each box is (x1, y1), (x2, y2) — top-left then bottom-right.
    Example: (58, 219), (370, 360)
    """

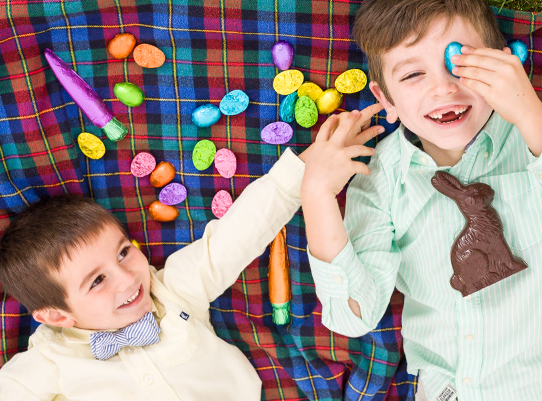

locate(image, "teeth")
(427, 106), (468, 119)
(122, 288), (140, 305)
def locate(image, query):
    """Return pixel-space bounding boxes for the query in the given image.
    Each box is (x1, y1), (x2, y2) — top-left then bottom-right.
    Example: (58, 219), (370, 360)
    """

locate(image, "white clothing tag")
(436, 384), (457, 401)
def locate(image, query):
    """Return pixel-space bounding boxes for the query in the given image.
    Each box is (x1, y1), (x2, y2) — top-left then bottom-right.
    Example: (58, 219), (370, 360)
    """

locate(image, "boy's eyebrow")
(79, 236), (127, 290)
(391, 57), (420, 77)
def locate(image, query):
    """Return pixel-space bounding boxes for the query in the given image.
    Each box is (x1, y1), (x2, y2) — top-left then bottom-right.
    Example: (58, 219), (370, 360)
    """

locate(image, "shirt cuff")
(268, 147), (305, 200)
(307, 241), (367, 299)
(526, 144), (542, 178)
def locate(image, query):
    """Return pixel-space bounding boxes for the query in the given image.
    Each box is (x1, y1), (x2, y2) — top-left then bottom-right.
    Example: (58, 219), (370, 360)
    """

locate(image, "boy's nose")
(429, 71), (459, 98)
(116, 266), (136, 292)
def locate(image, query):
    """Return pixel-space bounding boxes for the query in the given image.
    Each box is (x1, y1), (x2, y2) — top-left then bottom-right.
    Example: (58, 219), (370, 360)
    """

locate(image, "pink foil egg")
(271, 40), (294, 71)
(212, 190), (233, 218)
(131, 152), (156, 177)
(214, 148), (237, 178)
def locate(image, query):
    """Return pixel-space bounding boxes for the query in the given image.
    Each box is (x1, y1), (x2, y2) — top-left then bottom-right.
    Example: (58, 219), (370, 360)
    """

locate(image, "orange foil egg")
(150, 161), (176, 187)
(148, 200), (179, 222)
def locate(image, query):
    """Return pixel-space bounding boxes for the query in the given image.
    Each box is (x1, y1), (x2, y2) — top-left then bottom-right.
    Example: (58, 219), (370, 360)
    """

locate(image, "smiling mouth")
(121, 285), (142, 307)
(426, 106), (471, 124)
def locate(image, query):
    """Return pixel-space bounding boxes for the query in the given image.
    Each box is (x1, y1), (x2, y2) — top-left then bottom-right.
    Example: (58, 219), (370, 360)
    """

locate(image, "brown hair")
(352, 0), (507, 103)
(0, 195), (128, 313)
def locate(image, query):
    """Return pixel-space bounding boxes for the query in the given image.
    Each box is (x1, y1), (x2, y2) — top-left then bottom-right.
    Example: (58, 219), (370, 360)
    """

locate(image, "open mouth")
(426, 105), (471, 124)
(119, 284), (143, 308)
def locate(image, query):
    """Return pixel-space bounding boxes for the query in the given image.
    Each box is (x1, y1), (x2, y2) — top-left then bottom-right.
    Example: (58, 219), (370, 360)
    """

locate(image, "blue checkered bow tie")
(89, 312), (161, 360)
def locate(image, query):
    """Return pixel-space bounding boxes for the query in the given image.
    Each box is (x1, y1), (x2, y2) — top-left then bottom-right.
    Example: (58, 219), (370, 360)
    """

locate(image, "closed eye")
(400, 72), (424, 82)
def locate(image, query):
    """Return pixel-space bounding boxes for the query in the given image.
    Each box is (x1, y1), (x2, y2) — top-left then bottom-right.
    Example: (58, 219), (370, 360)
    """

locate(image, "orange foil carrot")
(268, 226), (291, 325)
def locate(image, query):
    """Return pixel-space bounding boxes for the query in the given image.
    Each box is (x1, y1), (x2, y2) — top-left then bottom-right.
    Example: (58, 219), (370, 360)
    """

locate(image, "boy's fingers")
(330, 111), (362, 143)
(453, 66), (496, 84)
(316, 114), (337, 142)
(459, 77), (491, 97)
(350, 160), (371, 176)
(346, 144), (375, 159)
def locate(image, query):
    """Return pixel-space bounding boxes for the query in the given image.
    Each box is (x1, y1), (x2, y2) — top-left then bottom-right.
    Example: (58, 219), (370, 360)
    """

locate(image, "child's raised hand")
(451, 46), (542, 127)
(301, 103), (384, 200)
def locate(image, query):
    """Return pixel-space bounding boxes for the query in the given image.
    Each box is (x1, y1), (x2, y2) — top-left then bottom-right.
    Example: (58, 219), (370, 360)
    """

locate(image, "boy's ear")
(369, 81), (398, 124)
(33, 309), (75, 328)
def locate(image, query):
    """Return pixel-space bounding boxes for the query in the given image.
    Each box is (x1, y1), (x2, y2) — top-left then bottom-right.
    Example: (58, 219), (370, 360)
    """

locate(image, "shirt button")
(333, 275), (343, 284)
(464, 294), (471, 300)
(538, 173), (542, 180)
(462, 377), (471, 384)
(144, 374), (154, 384)
(464, 335), (474, 341)
(124, 347), (134, 354)
(483, 151), (489, 159)
(420, 156), (428, 164)
(417, 170), (423, 174)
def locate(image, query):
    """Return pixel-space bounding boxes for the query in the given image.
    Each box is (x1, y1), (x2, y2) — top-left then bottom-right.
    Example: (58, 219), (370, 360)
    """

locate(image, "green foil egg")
(114, 82), (145, 107)
(192, 139), (217, 170)
(294, 95), (318, 128)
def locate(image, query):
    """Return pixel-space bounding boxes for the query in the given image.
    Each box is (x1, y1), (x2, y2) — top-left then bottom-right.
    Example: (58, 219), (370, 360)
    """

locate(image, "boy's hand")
(452, 46), (542, 156)
(301, 103), (384, 200)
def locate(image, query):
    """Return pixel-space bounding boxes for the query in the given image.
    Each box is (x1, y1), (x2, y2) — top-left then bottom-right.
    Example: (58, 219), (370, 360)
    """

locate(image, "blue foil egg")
(445, 42), (463, 77)
(219, 89), (250, 115)
(279, 92), (298, 123)
(191, 104), (222, 128)
(509, 40), (528, 65)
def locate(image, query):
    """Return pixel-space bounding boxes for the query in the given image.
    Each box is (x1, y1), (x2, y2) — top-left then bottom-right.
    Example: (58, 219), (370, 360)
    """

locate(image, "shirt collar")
(398, 112), (507, 183)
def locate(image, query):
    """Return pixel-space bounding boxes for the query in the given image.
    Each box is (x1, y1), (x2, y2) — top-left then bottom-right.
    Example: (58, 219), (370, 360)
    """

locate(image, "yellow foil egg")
(273, 69), (304, 95)
(334, 69), (367, 94)
(297, 81), (323, 101)
(131, 239), (142, 250)
(77, 132), (106, 159)
(315, 88), (343, 114)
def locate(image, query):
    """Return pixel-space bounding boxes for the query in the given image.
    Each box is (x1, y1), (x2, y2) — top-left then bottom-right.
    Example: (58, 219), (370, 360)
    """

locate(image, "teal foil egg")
(279, 92), (298, 123)
(114, 82), (145, 107)
(192, 104), (222, 128)
(444, 42), (463, 78)
(219, 89), (250, 115)
(509, 40), (528, 65)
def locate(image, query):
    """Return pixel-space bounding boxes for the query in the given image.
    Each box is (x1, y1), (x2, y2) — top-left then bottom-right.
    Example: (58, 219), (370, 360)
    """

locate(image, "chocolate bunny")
(431, 171), (528, 296)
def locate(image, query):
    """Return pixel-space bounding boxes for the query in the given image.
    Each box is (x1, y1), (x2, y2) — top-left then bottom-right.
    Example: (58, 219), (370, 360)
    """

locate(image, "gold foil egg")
(315, 88), (343, 114)
(131, 239), (142, 250)
(77, 132), (106, 159)
(297, 82), (323, 101)
(334, 69), (367, 94)
(273, 69), (304, 95)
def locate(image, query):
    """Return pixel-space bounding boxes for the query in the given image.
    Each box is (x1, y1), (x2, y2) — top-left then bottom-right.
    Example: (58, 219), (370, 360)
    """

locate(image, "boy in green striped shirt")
(301, 0), (542, 400)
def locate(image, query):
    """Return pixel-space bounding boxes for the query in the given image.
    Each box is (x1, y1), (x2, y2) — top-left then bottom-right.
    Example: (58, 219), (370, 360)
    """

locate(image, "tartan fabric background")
(0, 1), (541, 400)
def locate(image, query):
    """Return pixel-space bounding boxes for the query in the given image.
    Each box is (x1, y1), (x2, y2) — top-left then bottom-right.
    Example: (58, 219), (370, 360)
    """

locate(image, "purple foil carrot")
(44, 48), (127, 142)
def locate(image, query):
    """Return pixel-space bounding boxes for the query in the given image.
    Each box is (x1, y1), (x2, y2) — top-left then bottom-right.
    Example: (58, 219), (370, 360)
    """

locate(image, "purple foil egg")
(272, 40), (294, 71)
(261, 122), (294, 145)
(159, 183), (187, 205)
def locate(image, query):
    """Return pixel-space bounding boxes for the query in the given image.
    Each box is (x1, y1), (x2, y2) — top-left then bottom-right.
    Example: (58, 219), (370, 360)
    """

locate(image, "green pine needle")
(486, 0), (542, 13)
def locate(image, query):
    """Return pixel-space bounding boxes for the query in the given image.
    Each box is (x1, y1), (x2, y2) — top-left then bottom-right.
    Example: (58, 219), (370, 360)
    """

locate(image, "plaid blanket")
(0, 1), (540, 400)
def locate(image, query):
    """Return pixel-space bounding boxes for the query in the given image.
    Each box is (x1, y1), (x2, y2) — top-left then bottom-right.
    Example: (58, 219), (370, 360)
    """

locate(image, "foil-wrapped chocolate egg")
(509, 40), (528, 65)
(445, 42), (463, 77)
(114, 82), (145, 107)
(148, 200), (179, 222)
(131, 152), (156, 177)
(279, 92), (298, 123)
(273, 69), (304, 95)
(131, 239), (142, 250)
(107, 33), (137, 59)
(159, 183), (187, 205)
(315, 88), (343, 114)
(77, 132), (106, 159)
(261, 122), (293, 145)
(219, 90), (250, 115)
(192, 104), (222, 127)
(294, 95), (318, 128)
(150, 161), (176, 187)
(334, 69), (367, 93)
(192, 139), (216, 170)
(297, 82), (323, 101)
(133, 44), (165, 68)
(212, 190), (233, 219)
(214, 148), (237, 178)
(271, 40), (295, 71)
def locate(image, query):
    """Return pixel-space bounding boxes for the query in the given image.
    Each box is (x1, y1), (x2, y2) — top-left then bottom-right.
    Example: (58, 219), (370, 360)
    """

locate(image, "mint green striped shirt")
(308, 112), (542, 401)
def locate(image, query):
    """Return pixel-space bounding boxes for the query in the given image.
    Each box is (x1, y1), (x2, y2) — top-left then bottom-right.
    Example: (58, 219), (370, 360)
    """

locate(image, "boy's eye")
(118, 246), (130, 262)
(401, 72), (423, 82)
(91, 275), (104, 289)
